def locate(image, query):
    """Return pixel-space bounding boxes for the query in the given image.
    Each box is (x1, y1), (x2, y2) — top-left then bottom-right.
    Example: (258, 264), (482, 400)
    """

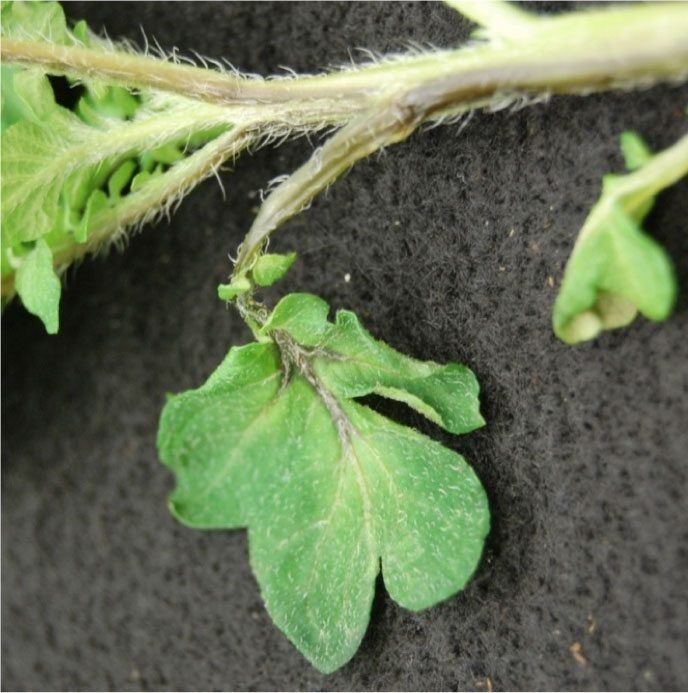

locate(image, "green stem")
(3, 2), (688, 300)
(444, 0), (537, 40)
(233, 2), (688, 277)
(577, 132), (688, 246)
(3, 3), (687, 119)
(620, 133), (688, 216)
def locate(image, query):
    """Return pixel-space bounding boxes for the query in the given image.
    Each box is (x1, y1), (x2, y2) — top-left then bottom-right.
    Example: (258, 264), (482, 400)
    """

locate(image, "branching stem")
(3, 1), (688, 310)
(3, 3), (687, 122)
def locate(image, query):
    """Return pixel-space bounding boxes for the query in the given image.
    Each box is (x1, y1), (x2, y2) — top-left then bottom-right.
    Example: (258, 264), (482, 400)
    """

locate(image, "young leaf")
(14, 238), (61, 333)
(619, 131), (652, 171)
(251, 251), (297, 287)
(158, 293), (489, 673)
(217, 276), (251, 301)
(553, 132), (687, 344)
(0, 0), (70, 44)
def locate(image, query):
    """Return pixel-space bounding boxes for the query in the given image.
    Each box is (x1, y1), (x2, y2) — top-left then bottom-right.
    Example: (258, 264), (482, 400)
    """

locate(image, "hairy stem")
(233, 1), (688, 277)
(235, 104), (424, 274)
(3, 2), (688, 302)
(3, 3), (687, 120)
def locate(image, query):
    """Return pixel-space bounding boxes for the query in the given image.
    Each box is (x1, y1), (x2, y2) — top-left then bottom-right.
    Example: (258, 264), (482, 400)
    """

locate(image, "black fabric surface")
(3, 3), (688, 690)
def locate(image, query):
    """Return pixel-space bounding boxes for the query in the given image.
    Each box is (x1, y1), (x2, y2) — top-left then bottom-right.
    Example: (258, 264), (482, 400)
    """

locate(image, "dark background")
(3, 2), (688, 690)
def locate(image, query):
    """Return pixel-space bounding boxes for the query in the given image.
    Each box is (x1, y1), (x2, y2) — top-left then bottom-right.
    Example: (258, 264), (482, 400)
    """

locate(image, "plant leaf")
(252, 251), (297, 287)
(217, 277), (251, 301)
(1, 0), (70, 43)
(553, 132), (683, 344)
(619, 131), (653, 171)
(158, 293), (489, 673)
(265, 293), (485, 434)
(554, 204), (676, 343)
(14, 237), (61, 333)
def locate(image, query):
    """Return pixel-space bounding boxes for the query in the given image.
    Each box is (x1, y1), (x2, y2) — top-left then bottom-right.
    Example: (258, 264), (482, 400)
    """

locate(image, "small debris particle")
(499, 266), (506, 272)
(247, 189), (257, 199)
(643, 669), (655, 683)
(547, 275), (555, 288)
(508, 228), (516, 237)
(344, 273), (351, 283)
(570, 641), (588, 667)
(476, 676), (493, 692)
(394, 220), (401, 226)
(250, 206), (259, 214)
(587, 614), (597, 635)
(130, 667), (141, 682)
(484, 220), (490, 227)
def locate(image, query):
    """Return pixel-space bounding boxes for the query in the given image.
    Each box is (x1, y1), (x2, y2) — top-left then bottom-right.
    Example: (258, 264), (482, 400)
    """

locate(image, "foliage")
(2, 0), (688, 673)
(159, 291), (488, 672)
(553, 131), (686, 344)
(1, 1), (233, 330)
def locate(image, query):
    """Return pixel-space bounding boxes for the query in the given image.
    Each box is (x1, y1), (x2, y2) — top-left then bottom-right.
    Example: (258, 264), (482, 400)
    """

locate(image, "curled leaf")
(553, 132), (686, 344)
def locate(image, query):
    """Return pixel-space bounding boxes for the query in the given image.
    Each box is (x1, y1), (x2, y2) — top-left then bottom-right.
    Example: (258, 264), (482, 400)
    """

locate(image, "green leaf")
(149, 142), (184, 165)
(1, 66), (59, 131)
(553, 132), (686, 344)
(1, 112), (86, 244)
(1, 1), (70, 43)
(217, 276), (251, 301)
(108, 160), (137, 199)
(130, 167), (162, 193)
(619, 131), (652, 171)
(553, 205), (676, 343)
(158, 294), (488, 673)
(260, 291), (330, 343)
(265, 293), (485, 434)
(14, 237), (61, 333)
(75, 189), (108, 243)
(252, 251), (297, 287)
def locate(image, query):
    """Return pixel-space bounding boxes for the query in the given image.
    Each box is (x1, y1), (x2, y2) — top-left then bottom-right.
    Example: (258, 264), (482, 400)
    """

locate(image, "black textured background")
(3, 3), (688, 691)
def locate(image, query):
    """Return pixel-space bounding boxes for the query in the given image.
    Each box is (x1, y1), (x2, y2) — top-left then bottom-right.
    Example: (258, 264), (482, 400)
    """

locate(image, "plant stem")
(233, 2), (688, 276)
(3, 3), (687, 120)
(577, 132), (688, 246)
(620, 133), (688, 217)
(3, 2), (688, 299)
(235, 104), (424, 274)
